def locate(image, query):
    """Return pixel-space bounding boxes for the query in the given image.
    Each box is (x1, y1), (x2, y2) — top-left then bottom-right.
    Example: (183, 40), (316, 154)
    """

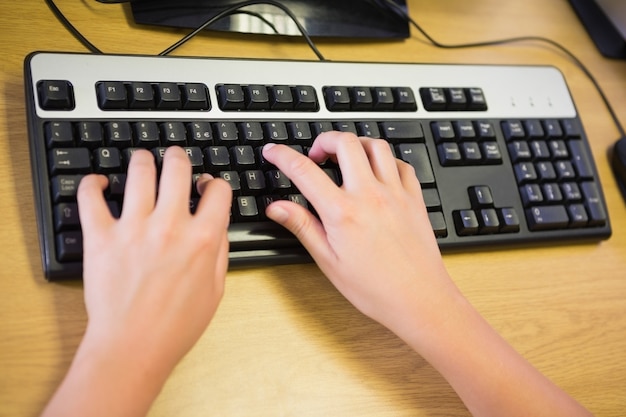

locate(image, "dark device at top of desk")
(569, 0), (626, 59)
(129, 0), (410, 39)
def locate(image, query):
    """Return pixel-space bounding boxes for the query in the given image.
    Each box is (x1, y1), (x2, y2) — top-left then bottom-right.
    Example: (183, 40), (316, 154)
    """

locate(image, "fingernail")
(263, 143), (276, 153)
(266, 204), (289, 223)
(196, 173), (214, 194)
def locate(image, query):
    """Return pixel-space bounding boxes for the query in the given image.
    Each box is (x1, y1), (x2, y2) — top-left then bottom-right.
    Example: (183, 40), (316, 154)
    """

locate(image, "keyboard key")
(372, 87), (395, 110)
(501, 120), (525, 140)
(431, 121), (455, 142)
(128, 82), (155, 109)
(217, 84), (245, 110)
(357, 121), (381, 138)
(446, 88), (467, 110)
(581, 182), (607, 226)
(466, 88), (487, 110)
(77, 122), (104, 149)
(161, 122), (187, 146)
(469, 186), (494, 207)
(241, 170), (266, 194)
(134, 121), (160, 148)
(53, 202), (80, 231)
(478, 208), (500, 234)
(396, 143), (435, 186)
(51, 175), (84, 202)
(49, 148), (91, 175)
(567, 204), (588, 227)
(499, 208), (520, 233)
(393, 87), (417, 111)
(381, 121), (424, 142)
(438, 142), (462, 166)
(239, 122), (264, 145)
(97, 81), (127, 109)
(269, 85), (294, 110)
(105, 121), (133, 147)
(264, 122), (289, 142)
(235, 196), (260, 221)
(205, 146), (231, 171)
(289, 122), (314, 144)
(481, 142), (502, 163)
(526, 205), (569, 230)
(422, 188), (442, 210)
(155, 82), (182, 109)
(245, 85), (270, 110)
(454, 210), (479, 235)
(231, 145), (256, 169)
(292, 85), (318, 111)
(181, 83), (210, 110)
(324, 86), (351, 111)
(56, 231), (83, 261)
(214, 122), (239, 145)
(94, 147), (122, 173)
(428, 212), (448, 238)
(220, 171), (241, 195)
(267, 170), (292, 192)
(351, 87), (374, 110)
(569, 140), (594, 179)
(38, 80), (74, 110)
(420, 87), (446, 111)
(45, 121), (74, 148)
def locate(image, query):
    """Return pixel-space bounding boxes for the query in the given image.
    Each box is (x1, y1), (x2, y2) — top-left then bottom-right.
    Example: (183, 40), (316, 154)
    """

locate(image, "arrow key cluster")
(453, 186), (521, 236)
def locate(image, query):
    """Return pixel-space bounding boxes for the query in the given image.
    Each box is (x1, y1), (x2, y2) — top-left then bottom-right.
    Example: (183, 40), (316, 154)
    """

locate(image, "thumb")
(265, 200), (332, 262)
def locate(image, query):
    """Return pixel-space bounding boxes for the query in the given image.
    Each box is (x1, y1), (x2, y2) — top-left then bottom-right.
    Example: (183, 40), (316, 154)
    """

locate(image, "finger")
(120, 149), (157, 219)
(307, 131), (376, 189)
(155, 147), (193, 216)
(395, 160), (430, 217)
(194, 176), (233, 229)
(360, 138), (402, 185)
(262, 143), (342, 211)
(77, 174), (115, 233)
(195, 173), (214, 195)
(396, 159), (423, 196)
(265, 200), (334, 264)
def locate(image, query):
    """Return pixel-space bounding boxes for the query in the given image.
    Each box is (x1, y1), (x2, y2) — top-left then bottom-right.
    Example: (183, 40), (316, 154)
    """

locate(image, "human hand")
(262, 132), (458, 334)
(76, 146), (232, 377)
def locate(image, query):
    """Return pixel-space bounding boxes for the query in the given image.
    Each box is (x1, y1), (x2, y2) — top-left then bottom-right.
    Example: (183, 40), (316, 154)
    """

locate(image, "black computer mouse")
(611, 136), (626, 198)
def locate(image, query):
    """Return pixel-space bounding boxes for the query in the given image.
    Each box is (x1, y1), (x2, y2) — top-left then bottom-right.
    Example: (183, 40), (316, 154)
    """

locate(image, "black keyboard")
(24, 52), (612, 280)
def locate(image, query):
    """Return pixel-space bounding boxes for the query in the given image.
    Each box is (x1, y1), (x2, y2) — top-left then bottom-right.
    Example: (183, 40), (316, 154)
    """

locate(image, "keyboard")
(24, 52), (612, 280)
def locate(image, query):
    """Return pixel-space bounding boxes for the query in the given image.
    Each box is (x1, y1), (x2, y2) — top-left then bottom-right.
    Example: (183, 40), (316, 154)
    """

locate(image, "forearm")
(391, 286), (593, 417)
(41, 331), (171, 417)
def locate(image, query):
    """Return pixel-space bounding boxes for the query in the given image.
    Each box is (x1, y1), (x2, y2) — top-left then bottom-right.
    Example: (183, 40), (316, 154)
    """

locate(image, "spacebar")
(228, 222), (300, 251)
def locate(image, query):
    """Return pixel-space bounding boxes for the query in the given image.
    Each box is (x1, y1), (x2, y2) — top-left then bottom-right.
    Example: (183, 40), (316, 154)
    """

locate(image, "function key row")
(323, 86), (417, 112)
(216, 84), (318, 111)
(97, 81), (210, 111)
(420, 87), (487, 111)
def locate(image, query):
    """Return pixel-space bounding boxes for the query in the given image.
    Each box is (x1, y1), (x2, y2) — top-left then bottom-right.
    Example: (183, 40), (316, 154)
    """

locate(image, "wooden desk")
(1, 1), (625, 416)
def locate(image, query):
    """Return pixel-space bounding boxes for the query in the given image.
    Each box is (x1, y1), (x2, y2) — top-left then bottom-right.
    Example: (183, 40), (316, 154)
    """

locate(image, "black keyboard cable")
(44, 0), (324, 60)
